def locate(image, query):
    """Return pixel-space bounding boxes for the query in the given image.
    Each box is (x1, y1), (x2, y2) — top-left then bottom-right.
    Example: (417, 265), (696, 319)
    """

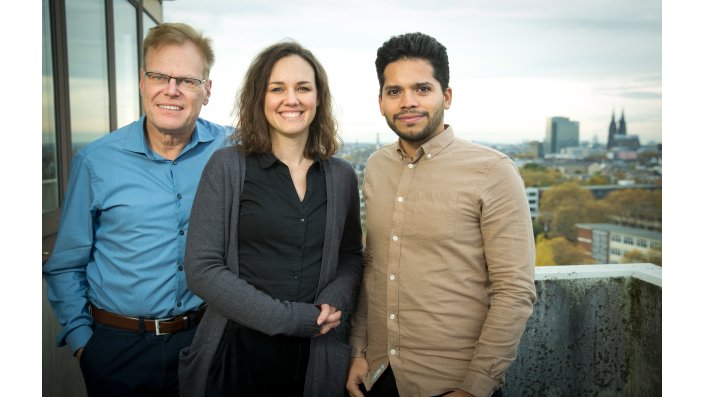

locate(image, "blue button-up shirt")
(43, 116), (229, 353)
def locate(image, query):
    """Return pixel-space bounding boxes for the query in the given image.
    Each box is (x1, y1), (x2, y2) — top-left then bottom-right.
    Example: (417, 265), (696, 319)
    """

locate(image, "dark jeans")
(362, 366), (503, 397)
(206, 321), (311, 397)
(79, 322), (197, 397)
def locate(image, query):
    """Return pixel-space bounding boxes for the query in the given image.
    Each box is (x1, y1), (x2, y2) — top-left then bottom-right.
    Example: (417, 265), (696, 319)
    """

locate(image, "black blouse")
(237, 153), (326, 304)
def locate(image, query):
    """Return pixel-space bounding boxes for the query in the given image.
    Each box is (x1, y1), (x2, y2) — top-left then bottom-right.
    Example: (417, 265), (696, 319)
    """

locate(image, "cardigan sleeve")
(314, 160), (364, 316)
(184, 149), (321, 338)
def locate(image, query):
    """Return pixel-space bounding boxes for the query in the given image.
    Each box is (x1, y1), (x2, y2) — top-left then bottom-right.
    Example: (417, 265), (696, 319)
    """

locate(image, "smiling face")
(264, 55), (318, 141)
(140, 41), (211, 138)
(379, 58), (452, 147)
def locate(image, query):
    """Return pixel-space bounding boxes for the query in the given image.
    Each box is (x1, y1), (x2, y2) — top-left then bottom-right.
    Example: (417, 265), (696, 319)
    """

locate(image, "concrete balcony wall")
(505, 264), (662, 396)
(43, 264), (661, 396)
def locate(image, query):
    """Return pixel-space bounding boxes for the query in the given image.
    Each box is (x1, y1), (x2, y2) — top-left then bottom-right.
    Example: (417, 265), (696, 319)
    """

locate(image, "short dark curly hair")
(375, 32), (450, 94)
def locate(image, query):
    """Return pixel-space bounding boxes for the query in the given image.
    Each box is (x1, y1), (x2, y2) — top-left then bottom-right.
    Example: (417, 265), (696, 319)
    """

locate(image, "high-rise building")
(544, 116), (579, 154)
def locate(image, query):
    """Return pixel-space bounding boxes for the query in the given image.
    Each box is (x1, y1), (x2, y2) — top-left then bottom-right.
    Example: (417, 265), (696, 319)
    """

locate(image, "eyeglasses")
(143, 71), (206, 90)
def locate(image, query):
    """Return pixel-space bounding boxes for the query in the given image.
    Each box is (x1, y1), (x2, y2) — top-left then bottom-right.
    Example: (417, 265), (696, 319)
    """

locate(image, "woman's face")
(264, 55), (319, 140)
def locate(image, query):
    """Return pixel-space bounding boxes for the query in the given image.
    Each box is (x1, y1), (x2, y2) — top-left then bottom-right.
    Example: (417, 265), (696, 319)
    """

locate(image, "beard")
(385, 106), (445, 143)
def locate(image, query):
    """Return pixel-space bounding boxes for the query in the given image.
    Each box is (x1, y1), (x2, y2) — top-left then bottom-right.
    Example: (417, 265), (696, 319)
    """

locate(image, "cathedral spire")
(618, 109), (627, 135)
(607, 110), (617, 149)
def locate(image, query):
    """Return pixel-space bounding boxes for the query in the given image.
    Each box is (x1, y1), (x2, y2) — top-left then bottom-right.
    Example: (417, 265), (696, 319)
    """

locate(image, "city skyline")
(164, 0), (662, 145)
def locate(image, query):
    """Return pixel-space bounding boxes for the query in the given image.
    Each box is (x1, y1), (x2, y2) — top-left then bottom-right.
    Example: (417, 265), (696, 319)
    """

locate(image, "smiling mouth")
(159, 105), (183, 111)
(280, 111), (302, 119)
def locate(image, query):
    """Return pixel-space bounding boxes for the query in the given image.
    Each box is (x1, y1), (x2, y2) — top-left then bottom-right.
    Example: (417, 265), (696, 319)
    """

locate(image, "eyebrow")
(384, 82), (433, 90)
(267, 80), (314, 86)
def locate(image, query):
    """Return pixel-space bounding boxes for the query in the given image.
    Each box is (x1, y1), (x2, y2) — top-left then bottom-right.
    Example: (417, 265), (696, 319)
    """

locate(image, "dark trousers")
(206, 321), (310, 397)
(79, 323), (197, 397)
(362, 366), (503, 397)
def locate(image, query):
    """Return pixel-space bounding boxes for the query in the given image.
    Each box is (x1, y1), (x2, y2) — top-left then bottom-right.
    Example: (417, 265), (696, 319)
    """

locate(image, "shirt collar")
(122, 116), (217, 158)
(256, 152), (323, 169)
(395, 125), (455, 162)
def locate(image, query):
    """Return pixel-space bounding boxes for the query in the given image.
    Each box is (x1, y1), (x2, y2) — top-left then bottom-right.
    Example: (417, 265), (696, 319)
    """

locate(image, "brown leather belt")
(90, 305), (206, 335)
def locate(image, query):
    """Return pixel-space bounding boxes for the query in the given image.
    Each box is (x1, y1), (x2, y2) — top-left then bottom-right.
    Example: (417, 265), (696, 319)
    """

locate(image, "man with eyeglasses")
(43, 23), (228, 397)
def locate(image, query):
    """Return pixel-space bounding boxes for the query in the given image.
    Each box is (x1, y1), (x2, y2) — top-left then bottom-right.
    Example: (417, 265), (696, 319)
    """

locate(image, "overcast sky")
(164, 0), (661, 145)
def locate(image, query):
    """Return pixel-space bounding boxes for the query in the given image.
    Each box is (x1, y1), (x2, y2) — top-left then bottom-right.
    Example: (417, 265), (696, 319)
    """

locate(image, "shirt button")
(397, 196), (404, 203)
(177, 193), (182, 200)
(427, 153), (433, 159)
(177, 301), (182, 307)
(389, 274), (396, 280)
(390, 349), (397, 355)
(407, 164), (414, 169)
(293, 274), (300, 280)
(392, 235), (398, 242)
(178, 265), (184, 271)
(299, 218), (305, 223)
(179, 230), (185, 235)
(389, 314), (396, 320)
(172, 160), (177, 165)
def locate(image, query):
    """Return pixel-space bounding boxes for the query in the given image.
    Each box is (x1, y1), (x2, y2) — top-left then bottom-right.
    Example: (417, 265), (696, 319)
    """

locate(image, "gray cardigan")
(178, 147), (363, 397)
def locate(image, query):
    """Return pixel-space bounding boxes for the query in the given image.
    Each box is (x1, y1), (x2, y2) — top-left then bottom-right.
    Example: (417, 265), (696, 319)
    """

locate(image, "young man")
(347, 32), (537, 397)
(43, 23), (228, 397)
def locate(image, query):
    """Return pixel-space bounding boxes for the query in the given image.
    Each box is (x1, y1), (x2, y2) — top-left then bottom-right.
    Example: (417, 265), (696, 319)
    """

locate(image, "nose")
(400, 90), (418, 109)
(284, 89), (299, 106)
(165, 77), (180, 96)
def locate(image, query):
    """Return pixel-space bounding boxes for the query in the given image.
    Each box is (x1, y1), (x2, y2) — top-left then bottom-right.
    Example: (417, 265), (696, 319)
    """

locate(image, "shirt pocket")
(406, 192), (459, 241)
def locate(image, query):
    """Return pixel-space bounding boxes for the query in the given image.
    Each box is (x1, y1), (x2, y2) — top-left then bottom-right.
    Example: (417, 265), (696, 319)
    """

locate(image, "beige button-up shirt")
(350, 126), (536, 397)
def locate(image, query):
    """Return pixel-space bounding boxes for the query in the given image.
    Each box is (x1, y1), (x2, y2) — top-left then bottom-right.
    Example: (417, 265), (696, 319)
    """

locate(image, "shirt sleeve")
(461, 157), (537, 397)
(42, 152), (98, 354)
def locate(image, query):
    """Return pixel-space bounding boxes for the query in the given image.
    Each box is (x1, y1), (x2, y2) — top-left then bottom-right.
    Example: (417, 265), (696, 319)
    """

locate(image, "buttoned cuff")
(461, 369), (500, 397)
(66, 325), (94, 355)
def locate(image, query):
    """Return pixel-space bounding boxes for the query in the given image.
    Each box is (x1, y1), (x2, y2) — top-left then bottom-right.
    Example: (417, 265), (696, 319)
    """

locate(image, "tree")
(603, 189), (661, 229)
(583, 174), (610, 185)
(539, 182), (608, 241)
(536, 235), (594, 266)
(621, 249), (662, 267)
(520, 164), (564, 187)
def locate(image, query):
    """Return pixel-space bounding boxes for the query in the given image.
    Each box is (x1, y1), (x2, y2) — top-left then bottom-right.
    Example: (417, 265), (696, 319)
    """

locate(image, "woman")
(178, 40), (363, 397)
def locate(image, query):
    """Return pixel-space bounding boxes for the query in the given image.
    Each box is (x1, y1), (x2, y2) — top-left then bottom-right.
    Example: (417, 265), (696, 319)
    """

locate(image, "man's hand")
(316, 304), (342, 336)
(444, 390), (475, 397)
(346, 357), (369, 397)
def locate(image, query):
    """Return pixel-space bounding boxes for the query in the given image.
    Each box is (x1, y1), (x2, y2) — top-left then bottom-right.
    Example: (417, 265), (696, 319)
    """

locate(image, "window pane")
(42, 0), (59, 212)
(66, 0), (110, 154)
(114, 0), (140, 127)
(143, 13), (157, 40)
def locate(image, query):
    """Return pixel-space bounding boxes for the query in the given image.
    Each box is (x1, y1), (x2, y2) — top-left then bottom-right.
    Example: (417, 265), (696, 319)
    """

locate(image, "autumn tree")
(603, 188), (661, 229)
(621, 249), (662, 267)
(520, 163), (564, 187)
(539, 182), (608, 242)
(583, 174), (610, 185)
(536, 235), (594, 266)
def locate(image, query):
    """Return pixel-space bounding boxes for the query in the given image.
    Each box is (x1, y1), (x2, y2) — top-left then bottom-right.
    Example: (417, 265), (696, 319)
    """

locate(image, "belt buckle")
(154, 318), (172, 336)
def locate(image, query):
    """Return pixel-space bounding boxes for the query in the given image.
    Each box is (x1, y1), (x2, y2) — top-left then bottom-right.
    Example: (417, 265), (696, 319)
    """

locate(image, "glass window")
(624, 236), (634, 245)
(611, 234), (622, 243)
(66, 0), (110, 154)
(43, 0), (59, 212)
(143, 12), (157, 40)
(637, 239), (647, 248)
(114, 0), (140, 127)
